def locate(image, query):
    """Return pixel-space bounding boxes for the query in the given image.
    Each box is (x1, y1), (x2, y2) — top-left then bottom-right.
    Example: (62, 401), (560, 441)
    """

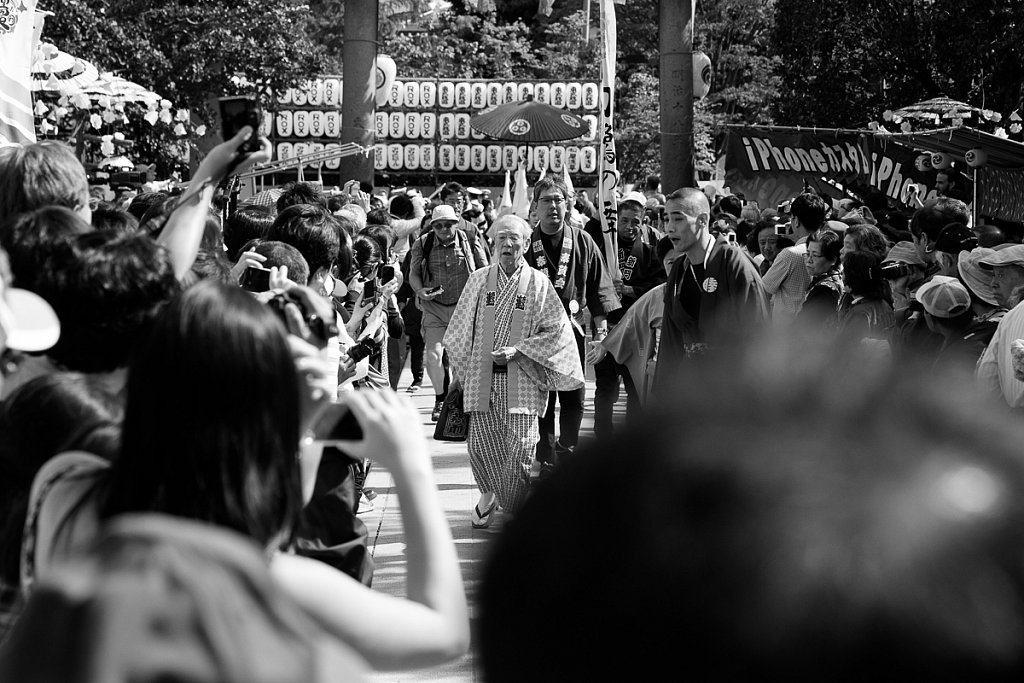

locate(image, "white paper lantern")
(565, 146), (581, 173)
(454, 145), (471, 171)
(307, 80), (324, 106)
(292, 87), (308, 106)
(405, 112), (421, 139)
(324, 111), (340, 138)
(276, 142), (293, 161)
(324, 78), (340, 106)
(455, 82), (471, 109)
(276, 88), (292, 105)
(405, 145), (420, 170)
(517, 83), (535, 102)
(551, 83), (567, 108)
(486, 83), (503, 107)
(534, 146), (550, 173)
(439, 144), (455, 171)
(471, 145), (486, 172)
(292, 143), (308, 163)
(324, 143), (341, 170)
(502, 82), (517, 105)
(387, 81), (404, 109)
(374, 144), (387, 171)
(694, 51), (713, 99)
(420, 144), (436, 170)
(471, 82), (486, 109)
(439, 114), (455, 140)
(580, 146), (598, 173)
(387, 144), (404, 170)
(375, 55), (397, 107)
(486, 145), (503, 172)
(276, 111), (293, 137)
(404, 81), (420, 108)
(308, 142), (324, 168)
(914, 153), (931, 172)
(455, 114), (471, 140)
(375, 112), (388, 139)
(503, 145), (518, 170)
(965, 148), (988, 168)
(308, 110), (325, 138)
(420, 81), (437, 108)
(534, 83), (550, 104)
(389, 113), (405, 139)
(550, 145), (565, 171)
(931, 152), (952, 169)
(421, 113), (437, 139)
(566, 83), (582, 109)
(438, 82), (455, 109)
(582, 114), (598, 142)
(582, 83), (599, 110)
(517, 146), (531, 170)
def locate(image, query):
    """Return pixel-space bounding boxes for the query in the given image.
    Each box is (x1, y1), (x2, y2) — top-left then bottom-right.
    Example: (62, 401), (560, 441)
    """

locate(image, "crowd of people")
(4, 118), (1024, 679)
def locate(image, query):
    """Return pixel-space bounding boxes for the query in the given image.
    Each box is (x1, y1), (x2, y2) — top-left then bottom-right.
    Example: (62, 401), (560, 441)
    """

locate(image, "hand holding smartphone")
(310, 402), (363, 441)
(239, 265), (272, 292)
(218, 96), (262, 155)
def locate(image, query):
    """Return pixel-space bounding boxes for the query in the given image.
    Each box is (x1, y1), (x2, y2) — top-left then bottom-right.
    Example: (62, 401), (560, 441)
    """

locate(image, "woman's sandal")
(471, 498), (499, 529)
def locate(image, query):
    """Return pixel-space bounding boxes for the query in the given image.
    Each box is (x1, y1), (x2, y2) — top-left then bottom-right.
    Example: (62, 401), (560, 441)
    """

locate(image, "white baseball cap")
(0, 286), (60, 352)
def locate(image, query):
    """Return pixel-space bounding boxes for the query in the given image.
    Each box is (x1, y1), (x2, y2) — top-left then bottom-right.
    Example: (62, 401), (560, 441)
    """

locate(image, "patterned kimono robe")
(445, 263), (583, 416)
(444, 263), (582, 512)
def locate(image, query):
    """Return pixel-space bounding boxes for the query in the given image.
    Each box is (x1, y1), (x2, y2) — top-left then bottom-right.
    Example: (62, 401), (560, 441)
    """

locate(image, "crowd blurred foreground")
(2, 121), (1024, 682)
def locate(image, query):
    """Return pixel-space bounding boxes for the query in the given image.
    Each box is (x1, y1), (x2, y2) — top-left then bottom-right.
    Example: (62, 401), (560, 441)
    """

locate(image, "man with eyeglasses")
(525, 176), (619, 474)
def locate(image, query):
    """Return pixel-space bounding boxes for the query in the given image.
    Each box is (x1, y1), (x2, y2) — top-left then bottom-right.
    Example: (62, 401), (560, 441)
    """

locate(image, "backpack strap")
(420, 231), (436, 283)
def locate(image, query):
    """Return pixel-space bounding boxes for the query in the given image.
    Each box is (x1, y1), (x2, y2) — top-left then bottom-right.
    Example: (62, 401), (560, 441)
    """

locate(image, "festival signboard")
(722, 125), (952, 212)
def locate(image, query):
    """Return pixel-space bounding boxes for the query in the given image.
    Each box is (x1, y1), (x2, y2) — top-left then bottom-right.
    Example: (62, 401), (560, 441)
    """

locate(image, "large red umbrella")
(470, 96), (588, 143)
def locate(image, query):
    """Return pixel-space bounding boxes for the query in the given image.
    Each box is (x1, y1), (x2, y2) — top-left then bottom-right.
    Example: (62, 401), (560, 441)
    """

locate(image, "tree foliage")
(45, 0), (326, 122)
(772, 0), (1024, 128)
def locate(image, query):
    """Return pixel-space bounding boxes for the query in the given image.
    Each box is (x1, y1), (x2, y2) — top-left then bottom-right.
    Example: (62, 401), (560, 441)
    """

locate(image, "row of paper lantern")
(271, 142), (599, 174)
(915, 149), (990, 172)
(371, 143), (599, 174)
(276, 79), (601, 112)
(271, 110), (598, 143)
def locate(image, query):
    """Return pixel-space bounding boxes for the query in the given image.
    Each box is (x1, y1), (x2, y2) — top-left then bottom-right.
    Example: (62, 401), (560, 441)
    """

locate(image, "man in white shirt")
(762, 192), (827, 324)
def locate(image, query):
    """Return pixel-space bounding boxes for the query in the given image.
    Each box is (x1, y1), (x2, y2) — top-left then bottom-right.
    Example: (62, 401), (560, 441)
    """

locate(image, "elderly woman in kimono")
(444, 215), (583, 528)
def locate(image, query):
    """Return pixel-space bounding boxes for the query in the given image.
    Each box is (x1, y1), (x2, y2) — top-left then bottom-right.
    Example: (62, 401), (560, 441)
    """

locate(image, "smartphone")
(774, 224), (787, 236)
(380, 265), (396, 284)
(425, 285), (443, 295)
(727, 232), (737, 244)
(310, 403), (363, 441)
(363, 279), (378, 303)
(239, 265), (271, 292)
(218, 96), (262, 154)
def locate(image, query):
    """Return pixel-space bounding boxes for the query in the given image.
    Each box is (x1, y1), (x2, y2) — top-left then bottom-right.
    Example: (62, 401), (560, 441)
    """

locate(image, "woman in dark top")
(838, 251), (895, 347)
(797, 228), (844, 328)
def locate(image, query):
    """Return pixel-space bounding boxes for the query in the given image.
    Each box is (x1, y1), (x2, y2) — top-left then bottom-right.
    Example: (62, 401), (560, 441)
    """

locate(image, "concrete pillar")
(339, 0), (377, 185)
(660, 0), (695, 191)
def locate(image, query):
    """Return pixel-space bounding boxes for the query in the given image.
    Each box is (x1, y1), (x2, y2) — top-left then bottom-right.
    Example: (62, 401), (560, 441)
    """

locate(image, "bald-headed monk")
(653, 188), (769, 396)
(444, 215), (584, 527)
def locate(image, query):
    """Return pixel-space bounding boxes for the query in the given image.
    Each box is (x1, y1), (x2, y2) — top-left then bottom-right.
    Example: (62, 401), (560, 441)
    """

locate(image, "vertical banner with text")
(598, 0), (620, 279)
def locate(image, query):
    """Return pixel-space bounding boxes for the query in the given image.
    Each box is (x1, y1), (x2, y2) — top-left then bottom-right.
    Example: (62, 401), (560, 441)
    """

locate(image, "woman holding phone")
(21, 281), (469, 671)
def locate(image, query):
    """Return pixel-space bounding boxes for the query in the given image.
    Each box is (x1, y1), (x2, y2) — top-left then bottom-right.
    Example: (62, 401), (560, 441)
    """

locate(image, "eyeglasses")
(538, 196), (566, 205)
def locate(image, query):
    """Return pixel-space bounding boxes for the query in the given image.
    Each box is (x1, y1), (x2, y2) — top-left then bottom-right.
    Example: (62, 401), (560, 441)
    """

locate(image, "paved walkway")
(361, 368), (618, 682)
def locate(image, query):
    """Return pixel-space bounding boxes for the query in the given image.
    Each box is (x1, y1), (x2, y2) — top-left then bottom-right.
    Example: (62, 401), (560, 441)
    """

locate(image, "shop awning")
(882, 127), (1024, 171)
